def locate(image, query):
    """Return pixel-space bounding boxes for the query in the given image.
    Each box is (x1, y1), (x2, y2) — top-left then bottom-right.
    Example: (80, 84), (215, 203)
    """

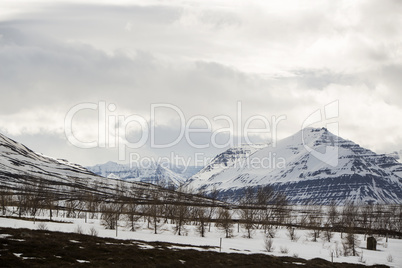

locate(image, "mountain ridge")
(0, 132), (216, 206)
(87, 161), (203, 189)
(185, 127), (402, 205)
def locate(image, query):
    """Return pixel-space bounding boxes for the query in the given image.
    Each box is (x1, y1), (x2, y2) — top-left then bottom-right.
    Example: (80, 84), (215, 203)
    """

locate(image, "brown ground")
(0, 227), (388, 268)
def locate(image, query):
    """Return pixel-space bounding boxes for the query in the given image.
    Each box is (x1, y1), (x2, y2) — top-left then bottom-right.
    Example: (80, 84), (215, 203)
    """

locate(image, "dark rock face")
(213, 174), (402, 205)
(272, 174), (402, 205)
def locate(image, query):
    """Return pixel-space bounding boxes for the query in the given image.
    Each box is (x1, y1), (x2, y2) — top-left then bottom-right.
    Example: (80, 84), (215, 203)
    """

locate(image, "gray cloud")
(0, 0), (401, 165)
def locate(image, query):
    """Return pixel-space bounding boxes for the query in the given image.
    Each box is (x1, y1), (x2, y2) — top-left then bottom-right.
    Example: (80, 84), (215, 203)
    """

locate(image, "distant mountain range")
(87, 161), (202, 189)
(1, 128), (401, 205)
(185, 128), (402, 205)
(0, 132), (212, 206)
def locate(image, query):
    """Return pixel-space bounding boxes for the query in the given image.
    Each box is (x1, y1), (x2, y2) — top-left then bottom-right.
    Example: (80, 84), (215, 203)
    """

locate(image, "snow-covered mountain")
(185, 128), (402, 205)
(0, 132), (155, 200)
(87, 161), (193, 189)
(186, 143), (268, 191)
(0, 132), (215, 206)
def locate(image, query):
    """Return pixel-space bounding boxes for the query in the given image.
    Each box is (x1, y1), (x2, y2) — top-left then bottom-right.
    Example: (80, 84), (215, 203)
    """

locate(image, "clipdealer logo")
(64, 101), (287, 162)
(64, 100), (339, 168)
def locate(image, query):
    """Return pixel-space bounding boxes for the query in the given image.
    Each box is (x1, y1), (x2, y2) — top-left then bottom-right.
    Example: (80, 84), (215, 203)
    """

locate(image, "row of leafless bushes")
(1, 183), (401, 242)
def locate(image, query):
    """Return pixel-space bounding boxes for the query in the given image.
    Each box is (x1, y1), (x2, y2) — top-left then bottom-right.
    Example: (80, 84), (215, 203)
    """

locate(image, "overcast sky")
(1, 0), (401, 166)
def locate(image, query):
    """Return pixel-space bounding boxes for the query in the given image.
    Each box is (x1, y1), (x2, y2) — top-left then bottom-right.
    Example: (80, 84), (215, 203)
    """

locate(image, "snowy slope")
(186, 144), (267, 191)
(87, 161), (187, 189)
(0, 132), (215, 205)
(0, 132), (162, 201)
(185, 128), (402, 205)
(1, 215), (401, 267)
(0, 132), (99, 191)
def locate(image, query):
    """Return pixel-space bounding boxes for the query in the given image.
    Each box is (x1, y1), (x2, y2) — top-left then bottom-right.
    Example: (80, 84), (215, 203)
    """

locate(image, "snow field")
(0, 214), (400, 267)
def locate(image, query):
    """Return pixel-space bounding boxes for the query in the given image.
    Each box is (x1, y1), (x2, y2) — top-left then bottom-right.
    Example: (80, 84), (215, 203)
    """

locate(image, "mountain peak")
(302, 126), (328, 132)
(300, 127), (333, 138)
(87, 161), (187, 189)
(186, 128), (402, 205)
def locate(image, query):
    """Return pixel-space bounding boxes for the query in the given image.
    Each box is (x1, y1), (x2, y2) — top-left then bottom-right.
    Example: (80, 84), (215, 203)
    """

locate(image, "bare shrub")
(100, 203), (122, 230)
(264, 236), (274, 252)
(239, 187), (257, 239)
(89, 226), (98, 236)
(267, 226), (277, 238)
(37, 222), (48, 231)
(216, 208), (233, 238)
(322, 223), (333, 242)
(307, 208), (322, 242)
(287, 227), (299, 242)
(280, 246), (289, 254)
(334, 242), (342, 258)
(358, 251), (366, 264)
(75, 225), (84, 234)
(194, 206), (208, 238)
(343, 229), (360, 256)
(342, 241), (349, 256)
